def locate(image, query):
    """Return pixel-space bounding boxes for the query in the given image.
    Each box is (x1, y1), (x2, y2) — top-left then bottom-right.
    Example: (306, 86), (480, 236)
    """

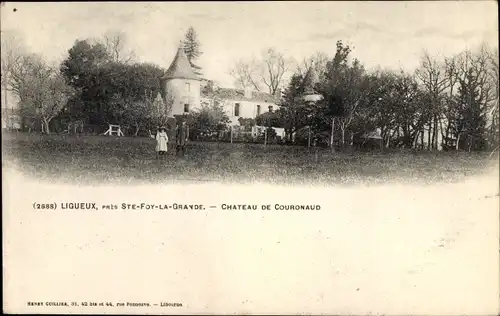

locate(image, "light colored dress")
(151, 131), (169, 152)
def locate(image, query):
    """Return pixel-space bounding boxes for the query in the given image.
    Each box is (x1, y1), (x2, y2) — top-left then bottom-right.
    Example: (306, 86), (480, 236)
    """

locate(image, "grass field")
(2, 132), (498, 185)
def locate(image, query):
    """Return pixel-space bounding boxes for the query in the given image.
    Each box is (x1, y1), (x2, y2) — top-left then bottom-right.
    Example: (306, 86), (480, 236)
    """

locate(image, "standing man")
(176, 120), (189, 156)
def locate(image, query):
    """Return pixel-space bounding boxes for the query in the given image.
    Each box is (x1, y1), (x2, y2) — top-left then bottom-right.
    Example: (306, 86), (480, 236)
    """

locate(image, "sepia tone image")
(1, 1), (498, 186)
(2, 1), (499, 315)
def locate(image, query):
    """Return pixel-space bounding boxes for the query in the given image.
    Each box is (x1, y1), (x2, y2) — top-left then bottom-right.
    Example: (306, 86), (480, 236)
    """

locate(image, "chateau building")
(160, 44), (279, 126)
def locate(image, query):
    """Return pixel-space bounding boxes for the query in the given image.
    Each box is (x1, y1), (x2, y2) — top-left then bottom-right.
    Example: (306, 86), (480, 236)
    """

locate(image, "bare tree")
(445, 45), (496, 151)
(441, 54), (461, 148)
(1, 29), (26, 108)
(260, 48), (293, 96)
(229, 48), (293, 96)
(296, 51), (329, 80)
(10, 54), (74, 133)
(9, 54), (45, 100)
(486, 47), (499, 149)
(229, 58), (261, 91)
(101, 30), (136, 64)
(415, 50), (450, 150)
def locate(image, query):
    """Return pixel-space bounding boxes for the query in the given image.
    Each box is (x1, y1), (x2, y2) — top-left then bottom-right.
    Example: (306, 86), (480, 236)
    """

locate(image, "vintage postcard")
(2, 1), (499, 315)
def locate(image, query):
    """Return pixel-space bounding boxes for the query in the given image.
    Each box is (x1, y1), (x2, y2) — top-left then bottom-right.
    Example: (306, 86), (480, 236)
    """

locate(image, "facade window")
(268, 105), (273, 112)
(234, 103), (240, 116)
(185, 83), (191, 92)
(257, 105), (261, 116)
(184, 104), (190, 113)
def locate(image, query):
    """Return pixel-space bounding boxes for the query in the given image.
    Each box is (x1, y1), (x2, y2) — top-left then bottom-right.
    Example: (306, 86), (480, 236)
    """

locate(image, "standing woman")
(150, 127), (169, 159)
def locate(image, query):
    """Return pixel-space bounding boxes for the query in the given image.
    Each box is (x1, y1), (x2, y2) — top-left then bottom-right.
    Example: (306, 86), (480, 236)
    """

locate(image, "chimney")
(244, 86), (252, 99)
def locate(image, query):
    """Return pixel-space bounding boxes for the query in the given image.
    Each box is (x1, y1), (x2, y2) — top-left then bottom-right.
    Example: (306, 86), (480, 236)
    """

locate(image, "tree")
(201, 80), (216, 96)
(1, 29), (26, 110)
(441, 54), (461, 149)
(447, 46), (495, 151)
(60, 39), (111, 124)
(11, 54), (74, 133)
(317, 41), (366, 147)
(295, 51), (329, 82)
(60, 39), (165, 126)
(229, 59), (261, 91)
(486, 48), (499, 149)
(100, 61), (167, 130)
(9, 53), (45, 98)
(120, 62), (166, 129)
(189, 98), (230, 139)
(260, 48), (293, 96)
(415, 51), (450, 150)
(386, 71), (430, 148)
(351, 70), (396, 146)
(183, 26), (203, 76)
(151, 93), (174, 131)
(60, 39), (110, 88)
(229, 48), (293, 96)
(237, 117), (256, 132)
(275, 73), (309, 142)
(452, 69), (487, 151)
(255, 110), (284, 128)
(118, 93), (169, 136)
(100, 30), (136, 64)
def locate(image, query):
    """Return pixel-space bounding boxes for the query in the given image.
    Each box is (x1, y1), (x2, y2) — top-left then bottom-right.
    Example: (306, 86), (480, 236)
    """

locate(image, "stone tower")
(160, 43), (201, 118)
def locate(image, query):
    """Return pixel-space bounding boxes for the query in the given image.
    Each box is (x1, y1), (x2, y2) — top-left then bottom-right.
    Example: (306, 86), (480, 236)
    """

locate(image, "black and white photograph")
(2, 1), (499, 315)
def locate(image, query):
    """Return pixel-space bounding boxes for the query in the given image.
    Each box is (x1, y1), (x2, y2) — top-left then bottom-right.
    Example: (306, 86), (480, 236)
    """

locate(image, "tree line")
(1, 28), (203, 136)
(2, 27), (498, 151)
(242, 41), (499, 151)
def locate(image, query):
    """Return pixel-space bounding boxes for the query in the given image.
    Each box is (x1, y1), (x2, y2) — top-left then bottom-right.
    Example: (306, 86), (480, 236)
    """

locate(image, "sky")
(1, 1), (498, 88)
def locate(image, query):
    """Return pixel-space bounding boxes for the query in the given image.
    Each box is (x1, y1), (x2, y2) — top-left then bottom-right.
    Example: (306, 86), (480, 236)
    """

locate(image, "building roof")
(201, 87), (280, 104)
(161, 44), (200, 81)
(302, 66), (319, 95)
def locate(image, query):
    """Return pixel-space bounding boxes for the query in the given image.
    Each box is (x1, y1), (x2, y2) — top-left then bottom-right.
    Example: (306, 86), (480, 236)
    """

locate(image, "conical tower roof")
(302, 66), (319, 95)
(161, 43), (200, 81)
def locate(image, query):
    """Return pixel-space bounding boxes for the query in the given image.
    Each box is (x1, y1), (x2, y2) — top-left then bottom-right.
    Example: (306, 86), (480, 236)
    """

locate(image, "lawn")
(2, 132), (498, 186)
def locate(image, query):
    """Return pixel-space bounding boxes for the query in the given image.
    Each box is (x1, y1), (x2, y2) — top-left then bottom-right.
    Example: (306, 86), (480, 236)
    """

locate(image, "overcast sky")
(1, 1), (498, 88)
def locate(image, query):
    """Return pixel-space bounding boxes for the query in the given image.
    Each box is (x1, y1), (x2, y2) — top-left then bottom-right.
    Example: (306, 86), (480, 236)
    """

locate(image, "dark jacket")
(176, 124), (188, 145)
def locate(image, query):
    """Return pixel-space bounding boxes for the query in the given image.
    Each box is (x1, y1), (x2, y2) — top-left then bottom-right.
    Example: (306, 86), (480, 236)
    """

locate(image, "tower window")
(234, 103), (240, 117)
(185, 83), (191, 92)
(184, 104), (190, 113)
(257, 105), (261, 116)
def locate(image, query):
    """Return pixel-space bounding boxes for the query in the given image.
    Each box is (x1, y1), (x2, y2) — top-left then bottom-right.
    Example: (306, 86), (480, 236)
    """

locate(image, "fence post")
(230, 125), (233, 144)
(264, 128), (267, 146)
(330, 117), (335, 148)
(308, 126), (311, 149)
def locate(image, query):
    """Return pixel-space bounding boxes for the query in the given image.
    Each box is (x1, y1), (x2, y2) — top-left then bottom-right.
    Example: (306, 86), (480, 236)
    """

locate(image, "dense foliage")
(263, 41), (499, 151)
(3, 28), (498, 151)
